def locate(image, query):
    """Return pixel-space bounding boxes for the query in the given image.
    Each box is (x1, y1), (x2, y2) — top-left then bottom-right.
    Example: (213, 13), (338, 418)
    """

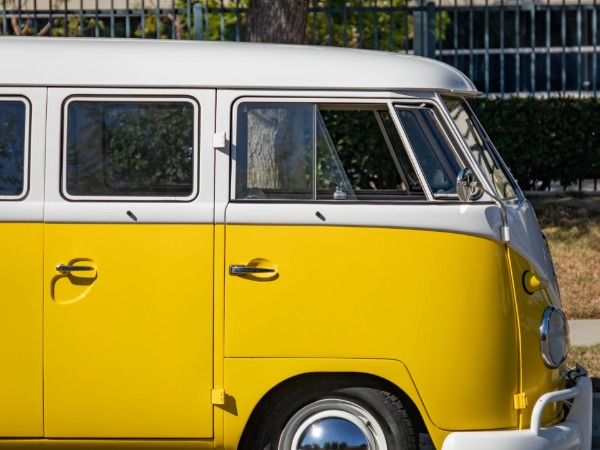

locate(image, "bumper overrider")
(442, 366), (593, 450)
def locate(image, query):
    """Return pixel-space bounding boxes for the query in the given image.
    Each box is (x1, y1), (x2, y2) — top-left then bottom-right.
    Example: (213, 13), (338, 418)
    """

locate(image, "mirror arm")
(474, 181), (510, 243)
(457, 168), (510, 244)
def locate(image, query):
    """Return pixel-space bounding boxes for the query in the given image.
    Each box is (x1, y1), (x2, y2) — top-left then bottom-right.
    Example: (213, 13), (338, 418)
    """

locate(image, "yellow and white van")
(0, 37), (592, 450)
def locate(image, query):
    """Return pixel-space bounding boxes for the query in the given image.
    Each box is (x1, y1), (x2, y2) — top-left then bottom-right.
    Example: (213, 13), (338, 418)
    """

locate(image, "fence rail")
(1, 0), (599, 97)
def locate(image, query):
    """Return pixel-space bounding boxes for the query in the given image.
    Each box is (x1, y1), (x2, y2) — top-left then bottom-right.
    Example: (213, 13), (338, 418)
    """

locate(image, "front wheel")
(256, 387), (418, 450)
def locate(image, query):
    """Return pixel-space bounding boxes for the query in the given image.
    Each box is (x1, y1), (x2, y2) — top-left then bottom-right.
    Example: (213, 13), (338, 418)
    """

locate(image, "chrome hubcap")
(278, 399), (387, 450)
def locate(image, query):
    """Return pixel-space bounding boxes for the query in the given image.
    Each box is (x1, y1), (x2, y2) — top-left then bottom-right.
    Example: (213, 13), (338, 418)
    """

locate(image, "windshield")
(444, 98), (518, 200)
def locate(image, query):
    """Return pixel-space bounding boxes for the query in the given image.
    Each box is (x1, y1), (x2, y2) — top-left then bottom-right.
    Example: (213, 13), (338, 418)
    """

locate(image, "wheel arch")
(237, 371), (428, 449)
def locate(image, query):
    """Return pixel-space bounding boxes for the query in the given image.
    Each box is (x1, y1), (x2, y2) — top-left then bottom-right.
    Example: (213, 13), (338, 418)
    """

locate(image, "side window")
(394, 105), (463, 198)
(234, 102), (424, 201)
(0, 99), (28, 199)
(444, 98), (518, 200)
(64, 98), (197, 200)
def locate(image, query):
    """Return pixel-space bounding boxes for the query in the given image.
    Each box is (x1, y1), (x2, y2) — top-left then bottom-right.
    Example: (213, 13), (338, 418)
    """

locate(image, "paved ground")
(569, 320), (600, 346)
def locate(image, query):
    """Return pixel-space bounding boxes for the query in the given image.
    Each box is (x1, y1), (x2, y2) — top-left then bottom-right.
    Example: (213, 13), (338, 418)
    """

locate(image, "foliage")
(105, 104), (194, 192)
(0, 102), (25, 195)
(1, 0), (449, 46)
(469, 97), (600, 191)
(196, 0), (450, 50)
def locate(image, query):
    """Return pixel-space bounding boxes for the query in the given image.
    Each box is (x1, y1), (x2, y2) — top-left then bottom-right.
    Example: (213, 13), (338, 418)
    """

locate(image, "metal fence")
(1, 0), (599, 97)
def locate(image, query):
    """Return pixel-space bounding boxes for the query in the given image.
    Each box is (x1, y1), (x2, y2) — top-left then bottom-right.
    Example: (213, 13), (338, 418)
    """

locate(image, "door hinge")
(213, 132), (226, 149)
(513, 392), (528, 410)
(211, 389), (226, 405)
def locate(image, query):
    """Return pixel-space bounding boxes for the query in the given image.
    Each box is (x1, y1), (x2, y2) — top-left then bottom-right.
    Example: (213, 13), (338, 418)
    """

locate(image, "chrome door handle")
(56, 264), (95, 273)
(229, 265), (275, 276)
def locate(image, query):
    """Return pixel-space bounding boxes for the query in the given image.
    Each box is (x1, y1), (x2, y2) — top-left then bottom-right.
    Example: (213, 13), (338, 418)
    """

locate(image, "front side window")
(444, 98), (518, 200)
(234, 102), (423, 201)
(0, 100), (27, 198)
(65, 99), (197, 199)
(394, 105), (464, 198)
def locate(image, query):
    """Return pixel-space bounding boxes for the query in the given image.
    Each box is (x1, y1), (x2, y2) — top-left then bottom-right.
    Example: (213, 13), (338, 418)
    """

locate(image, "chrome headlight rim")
(540, 305), (569, 369)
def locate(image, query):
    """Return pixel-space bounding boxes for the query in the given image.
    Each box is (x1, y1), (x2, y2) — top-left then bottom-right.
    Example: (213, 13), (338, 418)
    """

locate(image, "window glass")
(235, 103), (313, 200)
(395, 106), (463, 197)
(444, 98), (518, 200)
(66, 100), (196, 198)
(0, 101), (26, 197)
(235, 102), (423, 201)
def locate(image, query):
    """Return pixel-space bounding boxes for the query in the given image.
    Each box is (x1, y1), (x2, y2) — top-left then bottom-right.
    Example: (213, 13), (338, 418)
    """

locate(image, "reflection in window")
(0, 101), (26, 197)
(444, 99), (517, 200)
(395, 106), (462, 197)
(235, 103), (423, 201)
(66, 100), (195, 198)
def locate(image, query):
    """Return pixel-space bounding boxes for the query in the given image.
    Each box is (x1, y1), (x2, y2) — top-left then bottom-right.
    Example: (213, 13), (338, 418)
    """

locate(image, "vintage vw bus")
(0, 37), (592, 450)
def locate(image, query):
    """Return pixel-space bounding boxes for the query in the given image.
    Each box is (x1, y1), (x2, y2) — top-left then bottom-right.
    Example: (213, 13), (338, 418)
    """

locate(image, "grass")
(567, 344), (600, 391)
(529, 194), (600, 391)
(529, 195), (600, 320)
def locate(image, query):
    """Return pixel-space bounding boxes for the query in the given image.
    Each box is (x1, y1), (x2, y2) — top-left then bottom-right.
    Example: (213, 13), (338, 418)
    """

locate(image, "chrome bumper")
(442, 376), (593, 450)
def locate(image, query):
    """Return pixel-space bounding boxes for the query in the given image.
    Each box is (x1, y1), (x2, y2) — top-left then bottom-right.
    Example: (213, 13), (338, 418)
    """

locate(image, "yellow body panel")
(507, 248), (564, 429)
(0, 440), (213, 449)
(225, 225), (519, 432)
(0, 223), (43, 437)
(44, 224), (214, 438)
(223, 358), (449, 450)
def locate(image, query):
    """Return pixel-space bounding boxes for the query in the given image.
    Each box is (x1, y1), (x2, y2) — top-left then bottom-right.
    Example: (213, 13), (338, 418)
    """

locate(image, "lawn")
(529, 194), (600, 320)
(529, 194), (600, 389)
(568, 344), (600, 391)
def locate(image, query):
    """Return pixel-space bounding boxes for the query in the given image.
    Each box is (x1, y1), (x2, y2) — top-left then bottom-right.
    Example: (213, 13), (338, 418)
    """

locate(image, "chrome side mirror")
(456, 167), (479, 202)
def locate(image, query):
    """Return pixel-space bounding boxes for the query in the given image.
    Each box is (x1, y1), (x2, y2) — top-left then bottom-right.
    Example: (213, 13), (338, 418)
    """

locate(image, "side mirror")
(456, 167), (479, 202)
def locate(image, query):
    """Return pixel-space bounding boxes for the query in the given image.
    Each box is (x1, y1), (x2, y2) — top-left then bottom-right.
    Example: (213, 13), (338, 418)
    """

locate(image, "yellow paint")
(0, 223), (43, 436)
(212, 389), (226, 405)
(513, 393), (528, 410)
(223, 358), (450, 450)
(44, 223), (214, 438)
(507, 249), (565, 429)
(523, 271), (548, 294)
(213, 225), (226, 450)
(1, 220), (564, 447)
(224, 225), (520, 432)
(0, 440), (213, 449)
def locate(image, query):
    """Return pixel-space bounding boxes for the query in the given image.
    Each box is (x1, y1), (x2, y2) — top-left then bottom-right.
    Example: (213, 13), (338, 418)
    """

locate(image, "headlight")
(540, 306), (570, 368)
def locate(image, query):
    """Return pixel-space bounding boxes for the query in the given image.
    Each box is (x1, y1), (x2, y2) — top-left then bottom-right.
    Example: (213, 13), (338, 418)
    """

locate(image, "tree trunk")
(247, 0), (310, 44)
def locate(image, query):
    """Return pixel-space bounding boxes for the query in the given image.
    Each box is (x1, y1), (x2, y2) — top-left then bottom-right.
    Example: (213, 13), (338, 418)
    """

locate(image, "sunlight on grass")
(568, 344), (600, 390)
(531, 196), (600, 319)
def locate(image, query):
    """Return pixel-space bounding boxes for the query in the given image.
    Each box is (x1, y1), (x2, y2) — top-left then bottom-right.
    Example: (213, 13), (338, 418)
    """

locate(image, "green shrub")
(469, 97), (600, 191)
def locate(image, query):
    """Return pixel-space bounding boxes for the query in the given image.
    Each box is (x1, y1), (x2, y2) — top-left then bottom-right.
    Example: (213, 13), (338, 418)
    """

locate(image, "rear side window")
(234, 102), (423, 201)
(64, 98), (197, 200)
(0, 99), (28, 199)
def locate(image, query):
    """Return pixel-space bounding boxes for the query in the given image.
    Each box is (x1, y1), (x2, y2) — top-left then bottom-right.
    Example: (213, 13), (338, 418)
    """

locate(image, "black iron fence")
(1, 0), (599, 97)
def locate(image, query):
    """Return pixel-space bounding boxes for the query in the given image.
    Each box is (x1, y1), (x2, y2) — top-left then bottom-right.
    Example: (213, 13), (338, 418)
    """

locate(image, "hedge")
(468, 98), (600, 191)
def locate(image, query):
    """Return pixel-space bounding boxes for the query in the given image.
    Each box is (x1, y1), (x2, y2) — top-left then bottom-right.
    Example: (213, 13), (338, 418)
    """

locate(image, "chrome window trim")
(389, 98), (472, 202)
(0, 96), (31, 201)
(230, 96), (429, 202)
(61, 95), (200, 202)
(437, 93), (523, 203)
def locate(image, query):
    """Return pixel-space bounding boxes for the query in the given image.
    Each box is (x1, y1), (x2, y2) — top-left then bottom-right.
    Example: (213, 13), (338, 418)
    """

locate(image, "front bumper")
(442, 375), (593, 450)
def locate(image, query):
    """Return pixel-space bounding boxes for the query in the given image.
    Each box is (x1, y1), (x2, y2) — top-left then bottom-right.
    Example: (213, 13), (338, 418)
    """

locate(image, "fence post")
(414, 1), (436, 58)
(193, 3), (203, 40)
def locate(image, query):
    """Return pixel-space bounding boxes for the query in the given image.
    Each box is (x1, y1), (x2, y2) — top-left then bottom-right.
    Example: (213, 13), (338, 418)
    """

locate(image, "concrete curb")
(594, 393), (600, 449)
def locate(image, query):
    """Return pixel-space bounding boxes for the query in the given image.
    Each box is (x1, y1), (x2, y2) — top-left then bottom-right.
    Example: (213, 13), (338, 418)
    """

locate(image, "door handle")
(56, 264), (95, 273)
(229, 265), (275, 276)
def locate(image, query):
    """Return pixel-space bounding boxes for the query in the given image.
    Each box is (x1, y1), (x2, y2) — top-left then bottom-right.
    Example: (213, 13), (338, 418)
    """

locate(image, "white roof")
(0, 37), (478, 94)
